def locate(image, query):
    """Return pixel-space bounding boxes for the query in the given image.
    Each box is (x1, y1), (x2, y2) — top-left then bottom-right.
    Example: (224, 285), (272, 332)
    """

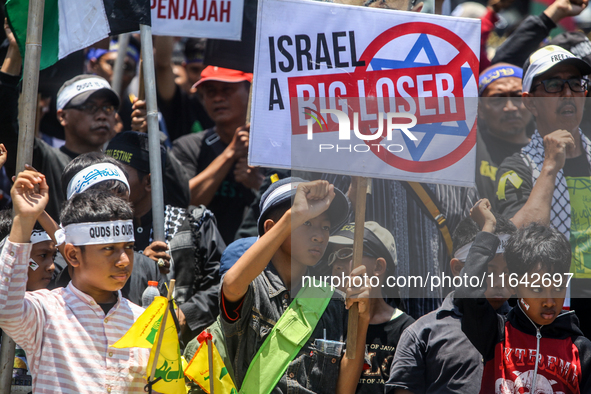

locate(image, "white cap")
(522, 45), (591, 93)
(56, 75), (119, 111)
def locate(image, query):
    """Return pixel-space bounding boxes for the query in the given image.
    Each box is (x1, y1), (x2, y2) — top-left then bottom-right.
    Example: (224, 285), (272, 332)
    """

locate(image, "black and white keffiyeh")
(521, 129), (591, 237)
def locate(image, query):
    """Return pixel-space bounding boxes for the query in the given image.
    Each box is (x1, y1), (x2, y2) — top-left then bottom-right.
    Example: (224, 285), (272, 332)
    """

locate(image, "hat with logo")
(193, 66), (253, 89)
(257, 177), (349, 236)
(57, 74), (120, 111)
(329, 221), (397, 270)
(522, 45), (591, 93)
(105, 131), (166, 173)
(550, 32), (591, 67)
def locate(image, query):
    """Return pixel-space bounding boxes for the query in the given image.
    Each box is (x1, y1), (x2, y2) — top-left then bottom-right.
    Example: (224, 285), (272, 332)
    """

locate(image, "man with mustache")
(476, 63), (531, 201)
(495, 45), (591, 335)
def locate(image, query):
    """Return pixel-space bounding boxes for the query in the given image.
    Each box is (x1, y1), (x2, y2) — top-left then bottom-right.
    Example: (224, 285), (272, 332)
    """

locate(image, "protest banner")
(150, 0), (244, 40)
(249, 0), (481, 186)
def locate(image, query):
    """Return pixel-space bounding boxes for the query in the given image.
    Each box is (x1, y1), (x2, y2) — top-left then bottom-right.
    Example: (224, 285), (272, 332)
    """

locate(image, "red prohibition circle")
(353, 22), (479, 173)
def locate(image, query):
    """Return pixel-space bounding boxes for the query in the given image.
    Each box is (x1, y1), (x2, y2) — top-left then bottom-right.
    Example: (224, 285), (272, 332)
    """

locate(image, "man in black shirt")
(476, 63), (531, 202)
(495, 45), (591, 334)
(2, 71), (120, 220)
(171, 66), (263, 244)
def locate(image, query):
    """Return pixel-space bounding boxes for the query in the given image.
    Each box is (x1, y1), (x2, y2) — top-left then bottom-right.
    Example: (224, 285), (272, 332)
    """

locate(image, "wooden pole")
(111, 33), (130, 97)
(148, 279), (176, 388)
(345, 176), (368, 359)
(139, 25), (165, 243)
(207, 331), (215, 394)
(15, 0), (44, 172)
(2, 0), (45, 391)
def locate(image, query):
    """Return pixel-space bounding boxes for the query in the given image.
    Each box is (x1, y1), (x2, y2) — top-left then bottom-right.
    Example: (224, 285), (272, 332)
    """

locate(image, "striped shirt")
(0, 240), (151, 394)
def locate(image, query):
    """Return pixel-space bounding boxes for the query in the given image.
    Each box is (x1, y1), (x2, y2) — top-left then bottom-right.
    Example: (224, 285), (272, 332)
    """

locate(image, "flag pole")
(207, 329), (215, 394)
(147, 279), (176, 392)
(111, 33), (130, 98)
(345, 176), (368, 359)
(139, 24), (165, 243)
(1, 0), (45, 391)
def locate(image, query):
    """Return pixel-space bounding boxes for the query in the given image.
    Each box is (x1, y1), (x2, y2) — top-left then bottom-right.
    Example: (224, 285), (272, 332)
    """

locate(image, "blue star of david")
(369, 34), (473, 161)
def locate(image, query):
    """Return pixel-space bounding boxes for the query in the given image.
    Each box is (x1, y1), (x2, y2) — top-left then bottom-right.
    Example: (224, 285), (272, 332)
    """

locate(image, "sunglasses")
(327, 247), (373, 266)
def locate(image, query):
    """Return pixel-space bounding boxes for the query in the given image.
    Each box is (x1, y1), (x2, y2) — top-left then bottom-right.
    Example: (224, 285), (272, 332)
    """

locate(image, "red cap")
(193, 66), (253, 89)
(148, 281), (158, 287)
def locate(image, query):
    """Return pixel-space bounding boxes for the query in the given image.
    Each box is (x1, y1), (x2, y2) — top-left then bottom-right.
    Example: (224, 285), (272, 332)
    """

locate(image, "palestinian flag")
(6, 0), (150, 70)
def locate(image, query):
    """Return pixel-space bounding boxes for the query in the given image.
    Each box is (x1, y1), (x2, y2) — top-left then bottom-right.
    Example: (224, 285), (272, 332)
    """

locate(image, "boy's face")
(330, 244), (377, 293)
(69, 241), (134, 303)
(484, 254), (512, 311)
(517, 268), (566, 326)
(288, 212), (331, 267)
(27, 241), (56, 291)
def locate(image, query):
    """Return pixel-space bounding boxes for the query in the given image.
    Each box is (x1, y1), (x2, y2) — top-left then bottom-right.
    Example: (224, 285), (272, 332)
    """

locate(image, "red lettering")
(151, 0), (157, 9)
(158, 0), (167, 18)
(220, 0), (231, 22)
(188, 0), (199, 20)
(200, 0), (207, 20)
(207, 0), (218, 21)
(169, 0), (179, 18)
(180, 0), (188, 19)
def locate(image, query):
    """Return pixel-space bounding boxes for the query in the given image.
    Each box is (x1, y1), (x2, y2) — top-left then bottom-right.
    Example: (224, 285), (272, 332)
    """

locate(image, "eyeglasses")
(327, 247), (372, 266)
(65, 103), (116, 116)
(531, 78), (588, 94)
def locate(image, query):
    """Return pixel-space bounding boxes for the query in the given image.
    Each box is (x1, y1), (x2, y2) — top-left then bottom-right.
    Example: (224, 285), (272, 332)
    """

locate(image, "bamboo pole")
(2, 0), (46, 391)
(147, 279), (176, 391)
(345, 176), (368, 359)
(111, 33), (130, 97)
(139, 24), (165, 243)
(15, 0), (44, 172)
(207, 331), (215, 394)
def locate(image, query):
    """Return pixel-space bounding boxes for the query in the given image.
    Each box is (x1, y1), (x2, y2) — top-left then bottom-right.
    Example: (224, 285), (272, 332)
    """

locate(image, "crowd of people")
(1, 0), (591, 392)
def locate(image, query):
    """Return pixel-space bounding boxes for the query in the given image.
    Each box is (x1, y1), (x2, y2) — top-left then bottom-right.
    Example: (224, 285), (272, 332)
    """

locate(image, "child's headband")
(66, 163), (130, 200)
(55, 220), (135, 246)
(454, 234), (510, 262)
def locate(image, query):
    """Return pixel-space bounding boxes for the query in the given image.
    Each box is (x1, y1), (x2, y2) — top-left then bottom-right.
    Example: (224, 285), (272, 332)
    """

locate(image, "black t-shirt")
(475, 128), (528, 203)
(356, 310), (414, 394)
(495, 152), (591, 301)
(158, 84), (214, 142)
(495, 152), (591, 219)
(171, 129), (255, 244)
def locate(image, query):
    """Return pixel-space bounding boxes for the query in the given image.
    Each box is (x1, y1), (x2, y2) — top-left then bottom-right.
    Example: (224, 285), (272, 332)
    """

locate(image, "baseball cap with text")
(522, 45), (591, 93)
(57, 75), (120, 111)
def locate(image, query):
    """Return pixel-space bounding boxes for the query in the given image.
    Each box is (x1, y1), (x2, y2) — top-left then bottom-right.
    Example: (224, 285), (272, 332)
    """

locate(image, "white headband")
(0, 230), (52, 253)
(57, 77), (113, 111)
(454, 234), (511, 262)
(261, 182), (301, 214)
(60, 220), (135, 246)
(30, 230), (52, 245)
(66, 163), (130, 200)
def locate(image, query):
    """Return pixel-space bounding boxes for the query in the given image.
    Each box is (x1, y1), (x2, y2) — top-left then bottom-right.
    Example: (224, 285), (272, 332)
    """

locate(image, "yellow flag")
(112, 296), (185, 393)
(185, 332), (237, 394)
(112, 296), (168, 349)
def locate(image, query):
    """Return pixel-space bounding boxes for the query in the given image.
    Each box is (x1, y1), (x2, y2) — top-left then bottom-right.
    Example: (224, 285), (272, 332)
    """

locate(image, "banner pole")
(345, 176), (368, 359)
(15, 0), (44, 173)
(2, 0), (45, 391)
(139, 24), (165, 243)
(111, 33), (130, 98)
